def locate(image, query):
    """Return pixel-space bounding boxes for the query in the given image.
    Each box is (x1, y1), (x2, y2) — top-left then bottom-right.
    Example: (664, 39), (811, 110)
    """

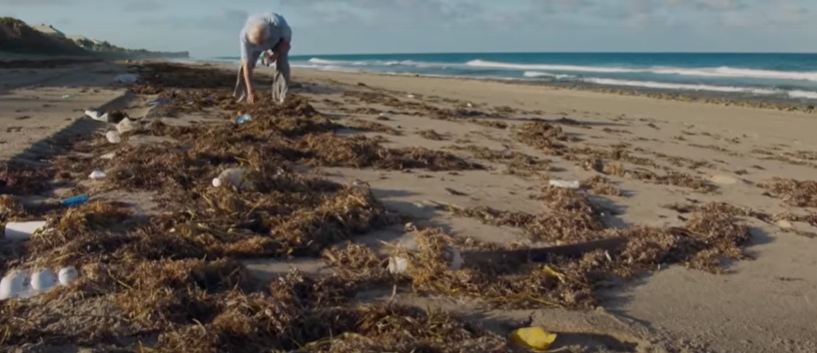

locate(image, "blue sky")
(3, 0), (815, 57)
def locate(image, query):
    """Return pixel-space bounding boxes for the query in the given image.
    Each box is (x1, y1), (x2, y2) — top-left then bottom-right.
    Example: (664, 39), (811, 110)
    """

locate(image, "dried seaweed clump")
(418, 129), (448, 141)
(581, 176), (621, 196)
(447, 145), (549, 176)
(513, 121), (568, 154)
(759, 178), (817, 207)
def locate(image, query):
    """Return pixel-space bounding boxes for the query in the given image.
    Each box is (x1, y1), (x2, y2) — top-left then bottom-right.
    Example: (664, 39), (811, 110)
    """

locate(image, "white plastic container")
(4, 221), (47, 240)
(0, 271), (29, 300)
(30, 269), (57, 292)
(548, 179), (581, 189)
(58, 266), (78, 286)
(106, 130), (121, 144)
(212, 168), (249, 189)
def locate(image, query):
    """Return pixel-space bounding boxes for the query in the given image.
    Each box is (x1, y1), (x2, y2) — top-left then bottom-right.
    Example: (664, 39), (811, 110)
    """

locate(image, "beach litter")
(84, 109), (109, 122)
(510, 326), (558, 351)
(58, 266), (78, 285)
(0, 271), (27, 300)
(88, 170), (106, 179)
(62, 94), (73, 99)
(61, 194), (88, 207)
(116, 117), (136, 133)
(548, 179), (581, 189)
(106, 130), (121, 143)
(3, 220), (46, 240)
(234, 114), (252, 125)
(387, 256), (409, 274)
(0, 266), (80, 300)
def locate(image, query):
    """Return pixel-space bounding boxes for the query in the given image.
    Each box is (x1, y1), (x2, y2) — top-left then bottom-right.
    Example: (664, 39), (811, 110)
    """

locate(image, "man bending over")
(234, 12), (292, 104)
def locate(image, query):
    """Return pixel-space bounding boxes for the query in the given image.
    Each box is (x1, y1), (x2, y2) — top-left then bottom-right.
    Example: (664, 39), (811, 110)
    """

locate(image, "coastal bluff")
(0, 17), (188, 59)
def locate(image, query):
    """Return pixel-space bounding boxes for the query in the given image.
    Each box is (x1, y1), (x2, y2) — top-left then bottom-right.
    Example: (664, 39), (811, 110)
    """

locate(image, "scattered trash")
(543, 265), (566, 283)
(212, 168), (250, 189)
(62, 94), (73, 99)
(58, 266), (78, 286)
(3, 221), (46, 240)
(85, 109), (109, 122)
(115, 74), (138, 84)
(116, 118), (136, 134)
(406, 94), (415, 99)
(30, 269), (57, 292)
(387, 256), (409, 274)
(0, 271), (27, 300)
(466, 102), (473, 108)
(61, 194), (89, 207)
(548, 179), (581, 189)
(89, 170), (106, 180)
(510, 326), (557, 351)
(99, 152), (116, 160)
(106, 130), (121, 143)
(235, 114), (252, 125)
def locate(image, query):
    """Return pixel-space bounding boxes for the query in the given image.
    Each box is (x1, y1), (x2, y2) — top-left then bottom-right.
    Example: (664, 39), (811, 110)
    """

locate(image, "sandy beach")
(1, 58), (816, 353)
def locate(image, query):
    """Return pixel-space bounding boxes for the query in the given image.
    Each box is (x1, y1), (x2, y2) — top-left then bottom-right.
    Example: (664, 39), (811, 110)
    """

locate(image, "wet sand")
(1, 59), (816, 353)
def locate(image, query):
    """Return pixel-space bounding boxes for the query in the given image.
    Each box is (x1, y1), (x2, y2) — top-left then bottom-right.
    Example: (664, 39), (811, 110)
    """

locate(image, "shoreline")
(292, 67), (817, 113)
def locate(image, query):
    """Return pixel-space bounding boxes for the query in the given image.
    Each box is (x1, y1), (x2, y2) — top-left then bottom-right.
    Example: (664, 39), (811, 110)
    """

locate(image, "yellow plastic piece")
(510, 326), (557, 351)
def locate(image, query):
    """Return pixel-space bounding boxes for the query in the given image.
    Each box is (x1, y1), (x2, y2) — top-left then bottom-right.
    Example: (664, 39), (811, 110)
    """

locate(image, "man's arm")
(239, 34), (255, 100)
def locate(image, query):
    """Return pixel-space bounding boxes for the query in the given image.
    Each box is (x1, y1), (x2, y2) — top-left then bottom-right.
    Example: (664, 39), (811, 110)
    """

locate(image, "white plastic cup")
(58, 267), (78, 286)
(4, 221), (47, 240)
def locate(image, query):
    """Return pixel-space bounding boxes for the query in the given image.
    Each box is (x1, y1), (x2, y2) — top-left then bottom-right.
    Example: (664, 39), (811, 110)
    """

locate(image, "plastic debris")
(116, 118), (136, 134)
(85, 109), (109, 122)
(99, 152), (116, 160)
(3, 221), (46, 240)
(543, 265), (566, 283)
(212, 168), (251, 189)
(509, 326), (558, 351)
(387, 257), (409, 274)
(0, 271), (28, 300)
(58, 267), (78, 286)
(271, 70), (288, 104)
(115, 74), (138, 84)
(548, 179), (580, 189)
(30, 269), (57, 292)
(406, 94), (415, 99)
(62, 94), (73, 99)
(61, 194), (89, 207)
(235, 114), (252, 125)
(106, 130), (121, 143)
(89, 170), (106, 180)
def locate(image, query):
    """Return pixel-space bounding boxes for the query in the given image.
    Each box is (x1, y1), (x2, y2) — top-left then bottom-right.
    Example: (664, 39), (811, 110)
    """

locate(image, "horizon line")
(206, 50), (817, 58)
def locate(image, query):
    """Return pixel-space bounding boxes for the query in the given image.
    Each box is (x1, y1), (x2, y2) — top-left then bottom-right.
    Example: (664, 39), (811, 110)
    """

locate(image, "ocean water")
(206, 53), (817, 103)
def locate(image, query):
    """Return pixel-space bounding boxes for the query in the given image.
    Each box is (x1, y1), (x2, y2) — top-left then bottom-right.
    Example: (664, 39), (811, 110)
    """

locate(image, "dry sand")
(1, 59), (816, 353)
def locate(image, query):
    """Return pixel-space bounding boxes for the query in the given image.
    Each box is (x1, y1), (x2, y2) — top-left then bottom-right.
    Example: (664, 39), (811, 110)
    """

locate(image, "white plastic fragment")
(116, 118), (136, 134)
(89, 170), (107, 179)
(406, 94), (415, 99)
(106, 130), (121, 144)
(548, 179), (581, 189)
(387, 257), (409, 274)
(30, 269), (58, 292)
(0, 271), (28, 300)
(4, 221), (47, 240)
(99, 152), (116, 160)
(58, 266), (79, 286)
(84, 110), (109, 122)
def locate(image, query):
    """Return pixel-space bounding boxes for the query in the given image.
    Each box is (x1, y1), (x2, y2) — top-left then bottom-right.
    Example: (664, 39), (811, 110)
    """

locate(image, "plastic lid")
(212, 178), (222, 187)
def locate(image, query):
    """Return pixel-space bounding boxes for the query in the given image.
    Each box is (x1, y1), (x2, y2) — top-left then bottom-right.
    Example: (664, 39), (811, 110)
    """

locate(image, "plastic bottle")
(0, 271), (28, 300)
(212, 168), (248, 189)
(235, 114), (252, 125)
(30, 269), (57, 292)
(58, 266), (78, 286)
(61, 194), (89, 207)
